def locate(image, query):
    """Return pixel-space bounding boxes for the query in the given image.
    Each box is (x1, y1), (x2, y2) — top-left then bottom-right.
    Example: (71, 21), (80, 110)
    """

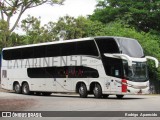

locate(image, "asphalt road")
(0, 91), (160, 120)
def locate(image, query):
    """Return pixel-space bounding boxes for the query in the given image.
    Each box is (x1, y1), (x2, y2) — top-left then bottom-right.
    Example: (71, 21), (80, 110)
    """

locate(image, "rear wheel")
(93, 83), (102, 98)
(22, 82), (30, 95)
(14, 83), (21, 94)
(78, 83), (88, 98)
(116, 95), (124, 99)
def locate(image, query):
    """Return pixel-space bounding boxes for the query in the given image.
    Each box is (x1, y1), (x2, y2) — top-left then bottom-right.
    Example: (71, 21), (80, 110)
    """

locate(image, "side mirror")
(104, 53), (133, 66)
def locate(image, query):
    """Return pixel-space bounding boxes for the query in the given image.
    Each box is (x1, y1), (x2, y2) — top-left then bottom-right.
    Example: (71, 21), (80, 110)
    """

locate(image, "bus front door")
(110, 77), (122, 93)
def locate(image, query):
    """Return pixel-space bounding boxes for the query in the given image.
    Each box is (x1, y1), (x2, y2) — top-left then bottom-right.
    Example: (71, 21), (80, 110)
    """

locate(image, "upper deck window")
(3, 40), (99, 60)
(95, 38), (120, 54)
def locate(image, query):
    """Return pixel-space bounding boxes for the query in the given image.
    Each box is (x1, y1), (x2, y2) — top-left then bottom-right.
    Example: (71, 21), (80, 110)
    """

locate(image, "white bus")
(1, 36), (159, 98)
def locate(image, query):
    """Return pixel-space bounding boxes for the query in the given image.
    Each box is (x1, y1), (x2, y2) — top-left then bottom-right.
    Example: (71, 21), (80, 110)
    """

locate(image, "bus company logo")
(7, 56), (88, 69)
(2, 112), (11, 117)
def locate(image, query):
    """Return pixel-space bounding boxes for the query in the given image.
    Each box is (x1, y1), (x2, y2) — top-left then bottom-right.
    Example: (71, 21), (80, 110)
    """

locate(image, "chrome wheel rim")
(15, 84), (20, 92)
(79, 86), (84, 95)
(93, 86), (98, 95)
(23, 85), (28, 94)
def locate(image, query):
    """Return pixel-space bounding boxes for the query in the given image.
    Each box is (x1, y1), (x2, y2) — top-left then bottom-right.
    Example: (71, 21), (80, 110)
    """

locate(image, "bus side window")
(34, 46), (46, 58)
(78, 69), (83, 77)
(83, 67), (99, 78)
(46, 44), (60, 57)
(68, 67), (76, 78)
(57, 68), (63, 77)
(102, 57), (123, 78)
(115, 70), (119, 76)
(111, 66), (121, 78)
(76, 41), (99, 56)
(21, 47), (34, 59)
(61, 43), (76, 56)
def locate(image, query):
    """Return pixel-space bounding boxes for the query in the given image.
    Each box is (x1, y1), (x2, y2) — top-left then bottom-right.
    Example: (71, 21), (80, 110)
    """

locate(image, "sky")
(12, 0), (97, 33)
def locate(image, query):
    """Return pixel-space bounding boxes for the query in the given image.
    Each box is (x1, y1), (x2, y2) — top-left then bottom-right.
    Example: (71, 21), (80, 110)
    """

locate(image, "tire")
(103, 94), (109, 98)
(116, 95), (124, 99)
(14, 83), (21, 94)
(78, 83), (88, 98)
(93, 83), (102, 98)
(22, 82), (30, 95)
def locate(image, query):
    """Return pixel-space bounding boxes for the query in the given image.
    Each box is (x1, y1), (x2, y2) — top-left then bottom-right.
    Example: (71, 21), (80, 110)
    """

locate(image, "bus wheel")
(93, 84), (102, 98)
(78, 83), (88, 98)
(14, 83), (21, 94)
(22, 82), (30, 95)
(116, 95), (124, 99)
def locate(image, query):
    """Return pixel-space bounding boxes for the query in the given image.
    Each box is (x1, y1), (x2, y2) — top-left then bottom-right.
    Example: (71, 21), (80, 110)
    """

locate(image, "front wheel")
(22, 82), (30, 95)
(93, 84), (102, 98)
(116, 95), (124, 99)
(78, 83), (88, 98)
(14, 83), (21, 94)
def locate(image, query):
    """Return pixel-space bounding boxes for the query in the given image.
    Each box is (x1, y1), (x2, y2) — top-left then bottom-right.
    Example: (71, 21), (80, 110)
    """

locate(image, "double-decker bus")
(1, 36), (158, 98)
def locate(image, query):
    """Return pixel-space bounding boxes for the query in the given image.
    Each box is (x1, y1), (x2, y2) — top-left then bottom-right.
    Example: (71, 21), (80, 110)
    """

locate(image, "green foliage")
(53, 15), (105, 40)
(7, 32), (27, 47)
(20, 15), (105, 42)
(21, 15), (56, 44)
(0, 20), (10, 49)
(0, 0), (64, 47)
(90, 0), (160, 32)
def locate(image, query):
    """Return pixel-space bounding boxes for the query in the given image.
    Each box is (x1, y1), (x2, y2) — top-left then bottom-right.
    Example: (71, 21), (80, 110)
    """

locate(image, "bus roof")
(2, 36), (138, 50)
(2, 36), (144, 58)
(3, 37), (94, 50)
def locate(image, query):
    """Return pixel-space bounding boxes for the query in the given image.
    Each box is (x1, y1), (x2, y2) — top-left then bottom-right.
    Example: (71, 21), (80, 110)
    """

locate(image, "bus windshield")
(123, 61), (148, 82)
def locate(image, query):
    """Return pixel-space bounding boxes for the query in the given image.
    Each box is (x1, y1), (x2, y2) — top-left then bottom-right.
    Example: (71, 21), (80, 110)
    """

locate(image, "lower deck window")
(27, 66), (99, 78)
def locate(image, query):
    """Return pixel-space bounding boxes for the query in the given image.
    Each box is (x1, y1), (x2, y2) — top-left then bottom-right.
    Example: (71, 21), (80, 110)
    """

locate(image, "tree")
(90, 0), (160, 33)
(53, 15), (77, 40)
(0, 0), (64, 46)
(20, 15), (105, 43)
(8, 32), (26, 46)
(0, 20), (9, 48)
(51, 15), (105, 40)
(21, 15), (57, 44)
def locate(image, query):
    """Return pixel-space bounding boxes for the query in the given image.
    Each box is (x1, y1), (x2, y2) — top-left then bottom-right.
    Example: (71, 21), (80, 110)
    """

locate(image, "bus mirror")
(145, 56), (159, 68)
(104, 53), (132, 67)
